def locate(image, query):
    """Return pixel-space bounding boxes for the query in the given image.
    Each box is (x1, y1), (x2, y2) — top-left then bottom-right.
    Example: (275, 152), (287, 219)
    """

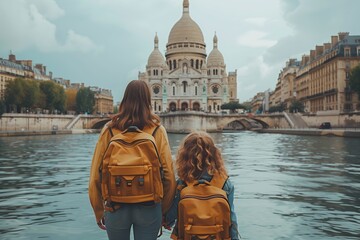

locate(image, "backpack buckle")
(115, 176), (121, 186)
(126, 180), (132, 186)
(138, 176), (144, 186)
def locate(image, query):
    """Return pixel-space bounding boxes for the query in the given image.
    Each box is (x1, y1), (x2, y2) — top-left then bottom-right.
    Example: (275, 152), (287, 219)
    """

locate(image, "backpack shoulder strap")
(108, 126), (114, 137)
(152, 124), (161, 137)
(210, 173), (228, 189)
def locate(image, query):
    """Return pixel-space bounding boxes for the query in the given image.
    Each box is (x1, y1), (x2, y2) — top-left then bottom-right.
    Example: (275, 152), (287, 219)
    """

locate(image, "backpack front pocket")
(108, 165), (154, 203)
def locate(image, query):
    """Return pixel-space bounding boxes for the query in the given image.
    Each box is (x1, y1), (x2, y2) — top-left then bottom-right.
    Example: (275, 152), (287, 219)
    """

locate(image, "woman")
(164, 131), (240, 240)
(89, 80), (176, 240)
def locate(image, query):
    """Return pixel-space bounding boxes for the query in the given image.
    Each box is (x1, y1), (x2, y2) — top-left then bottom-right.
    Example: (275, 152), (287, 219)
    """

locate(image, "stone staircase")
(284, 112), (308, 129)
(65, 115), (82, 130)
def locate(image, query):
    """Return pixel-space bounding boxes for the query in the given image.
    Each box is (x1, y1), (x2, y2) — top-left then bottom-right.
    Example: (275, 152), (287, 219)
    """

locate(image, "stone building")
(138, 0), (238, 113)
(0, 53), (50, 100)
(89, 87), (114, 115)
(296, 32), (360, 113)
(267, 32), (360, 114)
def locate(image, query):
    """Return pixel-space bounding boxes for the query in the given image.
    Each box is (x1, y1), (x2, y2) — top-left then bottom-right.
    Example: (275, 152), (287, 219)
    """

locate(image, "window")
(357, 47), (360, 56)
(173, 86), (175, 95)
(344, 48), (351, 57)
(191, 59), (194, 68)
(183, 81), (187, 93)
(153, 86), (160, 94)
(195, 86), (198, 95)
(196, 60), (199, 69)
(173, 60), (177, 69)
(212, 85), (219, 94)
(169, 61), (172, 70)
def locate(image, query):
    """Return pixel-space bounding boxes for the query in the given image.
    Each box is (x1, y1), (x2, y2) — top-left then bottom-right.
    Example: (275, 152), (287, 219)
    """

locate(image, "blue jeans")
(105, 202), (162, 240)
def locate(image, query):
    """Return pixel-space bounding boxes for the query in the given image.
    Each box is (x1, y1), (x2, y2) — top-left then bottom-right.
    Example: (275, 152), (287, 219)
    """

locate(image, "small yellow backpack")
(175, 173), (231, 240)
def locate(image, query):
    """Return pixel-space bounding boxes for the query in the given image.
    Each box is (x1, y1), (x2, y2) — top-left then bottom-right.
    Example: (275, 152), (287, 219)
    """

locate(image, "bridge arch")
(89, 118), (111, 129)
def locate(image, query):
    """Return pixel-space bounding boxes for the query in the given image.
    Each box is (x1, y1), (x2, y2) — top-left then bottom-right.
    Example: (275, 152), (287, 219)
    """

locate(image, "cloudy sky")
(1, 0), (359, 103)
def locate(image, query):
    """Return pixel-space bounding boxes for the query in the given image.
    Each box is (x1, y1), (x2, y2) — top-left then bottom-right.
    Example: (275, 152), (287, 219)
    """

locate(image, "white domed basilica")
(139, 0), (238, 113)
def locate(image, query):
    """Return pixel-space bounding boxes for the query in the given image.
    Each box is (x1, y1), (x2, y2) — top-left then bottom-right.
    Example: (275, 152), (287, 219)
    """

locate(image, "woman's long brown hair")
(176, 131), (227, 182)
(110, 80), (160, 130)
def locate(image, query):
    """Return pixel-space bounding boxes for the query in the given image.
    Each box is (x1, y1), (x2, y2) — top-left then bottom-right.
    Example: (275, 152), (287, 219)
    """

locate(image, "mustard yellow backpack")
(100, 125), (163, 207)
(175, 173), (231, 240)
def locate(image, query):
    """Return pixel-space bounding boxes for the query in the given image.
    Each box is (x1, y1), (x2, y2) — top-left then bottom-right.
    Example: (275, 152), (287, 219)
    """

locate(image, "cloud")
(237, 31), (277, 48)
(244, 17), (268, 27)
(0, 0), (99, 53)
(236, 56), (281, 101)
(264, 0), (360, 64)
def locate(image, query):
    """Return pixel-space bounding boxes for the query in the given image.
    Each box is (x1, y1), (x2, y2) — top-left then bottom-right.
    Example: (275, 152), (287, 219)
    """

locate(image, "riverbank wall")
(255, 128), (360, 138)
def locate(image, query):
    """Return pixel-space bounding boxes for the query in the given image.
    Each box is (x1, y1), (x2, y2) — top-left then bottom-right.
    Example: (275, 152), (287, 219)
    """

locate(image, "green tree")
(0, 99), (5, 117)
(221, 101), (245, 113)
(269, 102), (286, 113)
(289, 99), (305, 113)
(349, 64), (360, 98)
(39, 81), (66, 113)
(4, 78), (26, 112)
(76, 87), (95, 114)
(23, 79), (41, 111)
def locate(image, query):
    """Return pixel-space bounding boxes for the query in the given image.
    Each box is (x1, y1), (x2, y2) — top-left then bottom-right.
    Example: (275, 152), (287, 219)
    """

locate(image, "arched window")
(195, 86), (198, 95)
(200, 60), (203, 68)
(191, 59), (194, 68)
(173, 86), (176, 95)
(169, 61), (172, 70)
(173, 60), (177, 69)
(213, 69), (216, 75)
(196, 59), (199, 69)
(182, 81), (187, 93)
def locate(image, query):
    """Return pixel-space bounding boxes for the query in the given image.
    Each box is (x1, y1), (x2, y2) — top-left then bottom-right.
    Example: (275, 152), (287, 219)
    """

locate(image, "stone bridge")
(87, 111), (289, 132)
(159, 111), (289, 133)
(87, 112), (289, 133)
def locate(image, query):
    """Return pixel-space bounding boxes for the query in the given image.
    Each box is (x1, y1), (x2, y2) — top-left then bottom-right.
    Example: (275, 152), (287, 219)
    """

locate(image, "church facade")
(139, 0), (238, 113)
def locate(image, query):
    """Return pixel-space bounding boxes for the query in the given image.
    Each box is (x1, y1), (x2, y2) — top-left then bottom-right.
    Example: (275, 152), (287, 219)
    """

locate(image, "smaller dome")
(207, 33), (225, 67)
(147, 34), (166, 67)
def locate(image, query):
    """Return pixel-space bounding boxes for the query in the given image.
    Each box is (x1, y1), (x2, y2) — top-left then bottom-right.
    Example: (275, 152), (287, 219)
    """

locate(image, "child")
(164, 131), (240, 240)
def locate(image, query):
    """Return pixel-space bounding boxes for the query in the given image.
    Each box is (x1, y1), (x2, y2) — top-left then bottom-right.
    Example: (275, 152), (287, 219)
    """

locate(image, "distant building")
(89, 86), (114, 115)
(139, 0), (238, 113)
(251, 92), (265, 113)
(0, 53), (51, 100)
(267, 32), (360, 114)
(295, 32), (360, 113)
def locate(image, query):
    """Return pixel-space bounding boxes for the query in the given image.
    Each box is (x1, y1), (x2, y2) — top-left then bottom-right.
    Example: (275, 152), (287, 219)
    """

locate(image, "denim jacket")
(164, 173), (240, 240)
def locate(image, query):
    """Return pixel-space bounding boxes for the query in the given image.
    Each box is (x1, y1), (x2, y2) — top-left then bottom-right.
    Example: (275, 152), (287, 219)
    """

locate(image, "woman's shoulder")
(222, 177), (235, 193)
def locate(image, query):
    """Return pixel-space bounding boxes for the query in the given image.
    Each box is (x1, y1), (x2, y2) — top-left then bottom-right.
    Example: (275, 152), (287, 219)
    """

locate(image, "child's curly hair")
(176, 131), (227, 182)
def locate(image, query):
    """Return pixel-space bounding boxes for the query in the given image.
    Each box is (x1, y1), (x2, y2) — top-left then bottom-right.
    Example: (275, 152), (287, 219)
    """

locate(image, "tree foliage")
(76, 87), (95, 114)
(349, 64), (360, 99)
(4, 78), (26, 112)
(39, 81), (66, 113)
(4, 78), (67, 113)
(65, 88), (78, 113)
(0, 99), (5, 117)
(269, 102), (286, 113)
(289, 99), (305, 113)
(221, 101), (245, 113)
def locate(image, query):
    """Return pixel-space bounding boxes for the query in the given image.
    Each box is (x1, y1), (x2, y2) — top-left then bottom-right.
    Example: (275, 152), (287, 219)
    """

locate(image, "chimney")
(9, 53), (16, 62)
(338, 32), (349, 41)
(324, 43), (331, 52)
(331, 35), (338, 46)
(315, 45), (324, 57)
(310, 50), (316, 61)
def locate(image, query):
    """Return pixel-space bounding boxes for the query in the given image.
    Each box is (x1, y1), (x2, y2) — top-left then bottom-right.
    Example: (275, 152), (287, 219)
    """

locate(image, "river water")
(0, 132), (359, 240)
